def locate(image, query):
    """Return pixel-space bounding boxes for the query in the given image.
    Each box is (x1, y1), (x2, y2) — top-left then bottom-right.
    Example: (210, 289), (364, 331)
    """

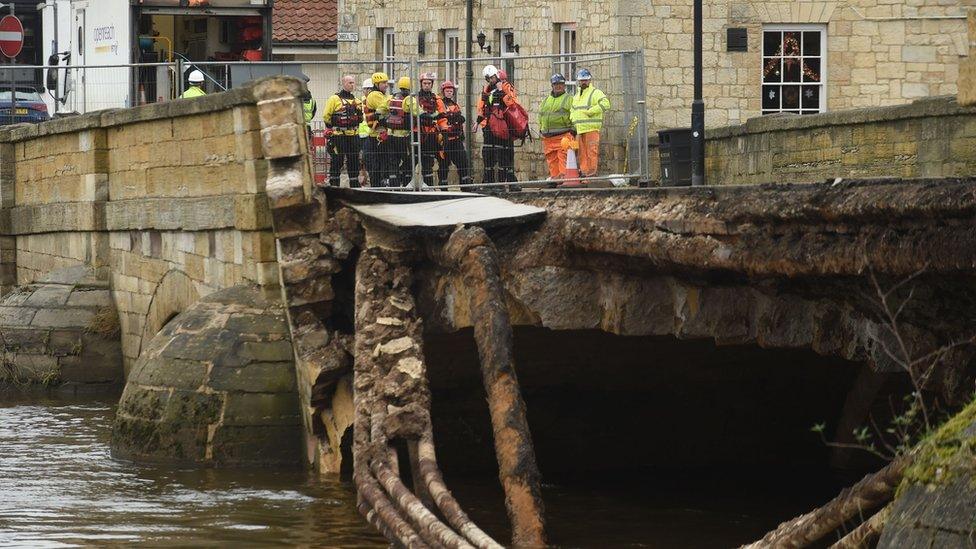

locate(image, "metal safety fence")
(0, 54), (648, 189)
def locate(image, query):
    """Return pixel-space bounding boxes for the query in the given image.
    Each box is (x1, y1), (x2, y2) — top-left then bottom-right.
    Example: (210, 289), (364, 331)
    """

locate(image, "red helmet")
(497, 69), (508, 81)
(440, 80), (456, 91)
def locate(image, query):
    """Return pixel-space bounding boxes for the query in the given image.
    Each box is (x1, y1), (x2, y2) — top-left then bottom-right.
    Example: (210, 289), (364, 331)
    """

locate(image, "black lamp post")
(691, 0), (706, 186)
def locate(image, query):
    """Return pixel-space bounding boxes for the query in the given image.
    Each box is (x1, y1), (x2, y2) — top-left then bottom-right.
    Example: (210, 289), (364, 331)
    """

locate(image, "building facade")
(336, 0), (971, 132)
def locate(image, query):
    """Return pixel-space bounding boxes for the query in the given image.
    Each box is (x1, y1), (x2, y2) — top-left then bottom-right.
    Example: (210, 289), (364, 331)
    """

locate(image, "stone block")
(257, 97), (303, 128)
(210, 425), (302, 467)
(0, 305), (37, 325)
(129, 357), (207, 391)
(221, 392), (301, 426)
(208, 362), (297, 393)
(48, 329), (84, 356)
(12, 353), (59, 380)
(238, 340), (295, 363)
(59, 351), (123, 384)
(0, 326), (49, 353)
(31, 308), (95, 328)
(260, 125), (304, 160)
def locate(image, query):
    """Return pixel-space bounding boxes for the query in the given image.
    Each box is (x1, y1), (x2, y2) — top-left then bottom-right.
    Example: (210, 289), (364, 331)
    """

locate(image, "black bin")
(657, 128), (693, 187)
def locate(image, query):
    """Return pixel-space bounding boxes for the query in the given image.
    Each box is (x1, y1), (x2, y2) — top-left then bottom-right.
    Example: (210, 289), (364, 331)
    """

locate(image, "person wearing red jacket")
(436, 80), (472, 188)
(475, 64), (520, 192)
(413, 72), (448, 187)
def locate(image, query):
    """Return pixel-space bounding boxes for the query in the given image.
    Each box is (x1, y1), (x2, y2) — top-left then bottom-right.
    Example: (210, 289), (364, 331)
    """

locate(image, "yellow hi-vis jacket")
(322, 91), (361, 136)
(363, 90), (390, 138)
(570, 85), (610, 135)
(303, 98), (317, 123)
(181, 86), (206, 99)
(538, 92), (573, 137)
(358, 95), (370, 137)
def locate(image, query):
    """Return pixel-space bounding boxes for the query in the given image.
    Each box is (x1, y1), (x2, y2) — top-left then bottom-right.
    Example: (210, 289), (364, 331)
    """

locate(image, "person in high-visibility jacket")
(358, 79), (373, 139)
(302, 75), (317, 124)
(436, 80), (472, 188)
(383, 76), (413, 187)
(357, 78), (373, 187)
(538, 73), (574, 180)
(475, 64), (520, 191)
(570, 68), (611, 177)
(322, 75), (362, 188)
(362, 72), (390, 186)
(410, 72), (447, 187)
(181, 70), (206, 98)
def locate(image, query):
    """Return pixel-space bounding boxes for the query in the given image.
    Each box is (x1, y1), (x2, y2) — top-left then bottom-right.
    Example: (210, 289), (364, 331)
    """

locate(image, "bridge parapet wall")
(0, 84), (284, 373)
(650, 96), (976, 185)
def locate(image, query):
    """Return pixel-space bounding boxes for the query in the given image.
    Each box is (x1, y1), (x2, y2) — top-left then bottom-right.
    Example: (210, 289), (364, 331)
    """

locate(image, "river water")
(0, 395), (852, 548)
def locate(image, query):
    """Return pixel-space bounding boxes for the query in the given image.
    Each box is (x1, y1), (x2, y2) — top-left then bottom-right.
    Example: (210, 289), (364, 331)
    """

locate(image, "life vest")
(442, 99), (464, 139)
(386, 94), (407, 130)
(418, 92), (439, 127)
(330, 97), (362, 128)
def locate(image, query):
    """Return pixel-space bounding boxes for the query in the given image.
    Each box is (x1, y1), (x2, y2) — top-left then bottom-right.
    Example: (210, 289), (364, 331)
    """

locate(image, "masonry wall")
(336, 0), (971, 133)
(0, 90), (280, 372)
(648, 95), (976, 185)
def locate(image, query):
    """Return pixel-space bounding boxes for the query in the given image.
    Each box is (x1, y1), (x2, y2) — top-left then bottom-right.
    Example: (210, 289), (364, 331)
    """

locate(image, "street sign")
(0, 15), (23, 59)
(337, 32), (359, 42)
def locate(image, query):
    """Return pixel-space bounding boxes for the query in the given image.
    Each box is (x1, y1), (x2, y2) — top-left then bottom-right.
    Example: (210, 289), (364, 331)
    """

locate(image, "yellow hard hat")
(397, 76), (411, 90)
(371, 72), (389, 86)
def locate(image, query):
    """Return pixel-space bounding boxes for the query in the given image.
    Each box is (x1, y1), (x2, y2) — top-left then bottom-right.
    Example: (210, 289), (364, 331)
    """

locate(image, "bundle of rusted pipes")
(351, 225), (547, 548)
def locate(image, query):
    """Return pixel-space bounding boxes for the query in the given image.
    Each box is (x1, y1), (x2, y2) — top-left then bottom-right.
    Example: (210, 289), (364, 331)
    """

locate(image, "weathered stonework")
(112, 285), (301, 467)
(0, 80), (286, 374)
(652, 96), (976, 185)
(878, 400), (976, 547)
(339, 0), (970, 131)
(0, 266), (123, 390)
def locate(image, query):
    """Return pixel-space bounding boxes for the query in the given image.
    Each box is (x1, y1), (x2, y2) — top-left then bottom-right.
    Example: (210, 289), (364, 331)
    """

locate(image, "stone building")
(335, 0), (971, 132)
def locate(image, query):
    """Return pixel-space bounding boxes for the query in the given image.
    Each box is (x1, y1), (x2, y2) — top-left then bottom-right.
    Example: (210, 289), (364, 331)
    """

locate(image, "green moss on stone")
(901, 399), (976, 490)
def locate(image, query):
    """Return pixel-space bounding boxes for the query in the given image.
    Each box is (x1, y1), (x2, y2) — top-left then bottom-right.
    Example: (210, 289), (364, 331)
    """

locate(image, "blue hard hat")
(576, 68), (592, 80)
(550, 73), (566, 85)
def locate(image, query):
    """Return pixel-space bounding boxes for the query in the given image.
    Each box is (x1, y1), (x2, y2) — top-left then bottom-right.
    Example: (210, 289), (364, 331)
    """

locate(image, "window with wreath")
(762, 25), (825, 115)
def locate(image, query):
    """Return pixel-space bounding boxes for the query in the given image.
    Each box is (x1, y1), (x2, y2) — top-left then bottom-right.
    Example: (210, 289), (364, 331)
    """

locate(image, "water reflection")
(0, 395), (851, 548)
(0, 396), (385, 548)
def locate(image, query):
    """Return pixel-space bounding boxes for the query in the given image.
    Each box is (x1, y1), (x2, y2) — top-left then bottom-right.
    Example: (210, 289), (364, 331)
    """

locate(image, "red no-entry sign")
(0, 15), (24, 59)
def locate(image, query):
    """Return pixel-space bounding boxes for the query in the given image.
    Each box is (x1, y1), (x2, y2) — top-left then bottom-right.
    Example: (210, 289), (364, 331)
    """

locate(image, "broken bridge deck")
(324, 187), (546, 234)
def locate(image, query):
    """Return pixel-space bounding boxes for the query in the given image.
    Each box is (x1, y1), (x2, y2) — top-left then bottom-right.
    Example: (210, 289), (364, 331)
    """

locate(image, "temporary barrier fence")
(4, 54), (648, 189)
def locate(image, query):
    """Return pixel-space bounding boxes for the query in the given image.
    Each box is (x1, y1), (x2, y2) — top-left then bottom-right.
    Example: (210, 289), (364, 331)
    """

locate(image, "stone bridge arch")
(138, 270), (201, 364)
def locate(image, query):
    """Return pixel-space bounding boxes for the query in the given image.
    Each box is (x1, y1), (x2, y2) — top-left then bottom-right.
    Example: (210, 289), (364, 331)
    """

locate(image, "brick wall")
(649, 95), (976, 185)
(0, 85), (284, 372)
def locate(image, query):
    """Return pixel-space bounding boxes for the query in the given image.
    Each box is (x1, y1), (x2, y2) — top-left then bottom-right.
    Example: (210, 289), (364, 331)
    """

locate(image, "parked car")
(0, 88), (51, 124)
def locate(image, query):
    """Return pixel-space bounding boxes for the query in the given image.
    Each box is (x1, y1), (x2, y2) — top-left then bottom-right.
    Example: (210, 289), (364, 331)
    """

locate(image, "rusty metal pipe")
(443, 226), (547, 547)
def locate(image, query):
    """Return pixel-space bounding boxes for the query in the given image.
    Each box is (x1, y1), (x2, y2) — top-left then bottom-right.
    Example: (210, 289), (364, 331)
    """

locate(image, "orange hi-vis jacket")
(476, 81), (517, 127)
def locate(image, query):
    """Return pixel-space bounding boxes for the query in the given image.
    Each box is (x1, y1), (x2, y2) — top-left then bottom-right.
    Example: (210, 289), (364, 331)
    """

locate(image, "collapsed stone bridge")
(1, 76), (975, 546)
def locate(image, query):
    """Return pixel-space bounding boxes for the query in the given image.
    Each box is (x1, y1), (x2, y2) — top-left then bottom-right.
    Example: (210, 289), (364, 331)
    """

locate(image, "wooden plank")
(345, 196), (546, 234)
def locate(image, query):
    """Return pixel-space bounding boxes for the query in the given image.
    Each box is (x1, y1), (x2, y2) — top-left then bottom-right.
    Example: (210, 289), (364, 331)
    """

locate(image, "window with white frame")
(445, 29), (460, 86)
(382, 28), (396, 78)
(558, 23), (577, 83)
(499, 29), (517, 82)
(762, 25), (826, 115)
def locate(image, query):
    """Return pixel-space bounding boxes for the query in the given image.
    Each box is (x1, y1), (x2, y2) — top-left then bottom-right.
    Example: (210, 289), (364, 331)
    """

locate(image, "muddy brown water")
(0, 395), (855, 548)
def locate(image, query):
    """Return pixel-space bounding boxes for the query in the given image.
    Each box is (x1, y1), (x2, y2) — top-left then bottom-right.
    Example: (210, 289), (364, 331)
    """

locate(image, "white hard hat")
(188, 70), (205, 84)
(482, 65), (499, 78)
(362, 78), (373, 89)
